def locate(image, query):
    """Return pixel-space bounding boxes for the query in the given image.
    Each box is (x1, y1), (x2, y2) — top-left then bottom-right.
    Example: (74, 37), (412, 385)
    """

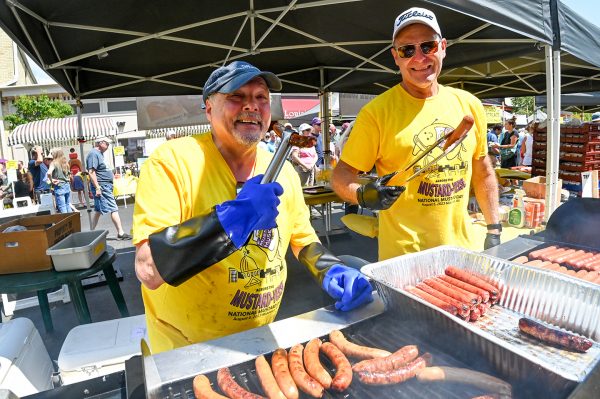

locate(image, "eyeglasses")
(394, 40), (439, 59)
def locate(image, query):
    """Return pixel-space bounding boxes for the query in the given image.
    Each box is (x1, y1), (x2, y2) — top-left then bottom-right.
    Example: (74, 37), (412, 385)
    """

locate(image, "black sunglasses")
(395, 40), (439, 59)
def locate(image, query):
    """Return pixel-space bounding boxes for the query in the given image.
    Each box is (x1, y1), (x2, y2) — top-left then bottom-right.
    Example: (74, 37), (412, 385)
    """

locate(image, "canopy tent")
(535, 92), (600, 111)
(7, 116), (115, 147)
(2, 0), (599, 217)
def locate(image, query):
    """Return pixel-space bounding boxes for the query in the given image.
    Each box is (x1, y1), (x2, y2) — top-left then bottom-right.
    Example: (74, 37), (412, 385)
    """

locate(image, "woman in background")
(47, 148), (72, 213)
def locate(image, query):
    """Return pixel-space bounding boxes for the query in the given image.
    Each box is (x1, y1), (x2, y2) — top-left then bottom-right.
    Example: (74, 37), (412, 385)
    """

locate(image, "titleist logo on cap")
(396, 9), (434, 27)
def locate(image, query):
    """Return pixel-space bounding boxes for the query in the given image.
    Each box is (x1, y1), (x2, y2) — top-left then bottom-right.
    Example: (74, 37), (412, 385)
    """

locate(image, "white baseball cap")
(95, 136), (112, 144)
(298, 123), (312, 132)
(392, 7), (442, 42)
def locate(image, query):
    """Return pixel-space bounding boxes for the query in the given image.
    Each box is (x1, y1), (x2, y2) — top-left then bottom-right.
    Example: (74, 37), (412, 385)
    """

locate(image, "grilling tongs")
(261, 123), (317, 183)
(396, 115), (474, 185)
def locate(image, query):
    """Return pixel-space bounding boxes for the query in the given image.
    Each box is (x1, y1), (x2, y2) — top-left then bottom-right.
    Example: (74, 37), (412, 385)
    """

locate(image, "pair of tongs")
(396, 115), (474, 185)
(261, 123), (317, 184)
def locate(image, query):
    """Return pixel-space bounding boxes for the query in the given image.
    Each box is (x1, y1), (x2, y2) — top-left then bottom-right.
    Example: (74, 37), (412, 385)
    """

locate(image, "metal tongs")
(261, 124), (317, 184)
(396, 115), (474, 185)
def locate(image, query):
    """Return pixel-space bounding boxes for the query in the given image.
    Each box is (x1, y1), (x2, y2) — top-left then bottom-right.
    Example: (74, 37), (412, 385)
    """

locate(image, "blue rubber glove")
(322, 264), (374, 311)
(216, 174), (284, 248)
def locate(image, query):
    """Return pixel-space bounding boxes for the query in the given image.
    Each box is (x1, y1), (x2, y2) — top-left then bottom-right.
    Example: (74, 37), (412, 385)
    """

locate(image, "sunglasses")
(394, 40), (439, 59)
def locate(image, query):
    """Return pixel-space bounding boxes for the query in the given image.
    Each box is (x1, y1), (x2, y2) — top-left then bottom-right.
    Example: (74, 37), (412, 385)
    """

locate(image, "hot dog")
(528, 245), (558, 260)
(554, 249), (585, 264)
(425, 277), (480, 305)
(356, 353), (432, 385)
(255, 355), (287, 399)
(547, 248), (577, 263)
(352, 344), (419, 373)
(437, 275), (490, 303)
(416, 367), (512, 396)
(303, 339), (331, 389)
(271, 349), (299, 399)
(405, 286), (458, 315)
(445, 266), (499, 298)
(320, 342), (352, 392)
(540, 247), (569, 262)
(287, 344), (324, 398)
(524, 259), (544, 267)
(442, 115), (474, 151)
(217, 367), (266, 399)
(511, 256), (529, 264)
(518, 317), (593, 352)
(193, 374), (228, 399)
(469, 307), (481, 322)
(415, 282), (470, 317)
(328, 330), (391, 360)
(565, 251), (597, 268)
(572, 254), (600, 269)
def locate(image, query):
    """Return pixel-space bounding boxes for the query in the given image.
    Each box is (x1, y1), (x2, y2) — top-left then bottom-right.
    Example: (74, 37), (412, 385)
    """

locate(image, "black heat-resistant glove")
(484, 233), (501, 250)
(356, 172), (405, 210)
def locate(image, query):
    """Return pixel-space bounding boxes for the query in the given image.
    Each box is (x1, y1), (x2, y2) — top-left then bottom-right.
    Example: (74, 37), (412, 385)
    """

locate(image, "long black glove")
(356, 172), (405, 210)
(484, 233), (501, 250)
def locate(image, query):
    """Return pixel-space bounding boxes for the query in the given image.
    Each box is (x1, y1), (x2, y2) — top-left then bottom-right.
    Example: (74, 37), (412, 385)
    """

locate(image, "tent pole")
(75, 70), (93, 229)
(544, 45), (561, 220)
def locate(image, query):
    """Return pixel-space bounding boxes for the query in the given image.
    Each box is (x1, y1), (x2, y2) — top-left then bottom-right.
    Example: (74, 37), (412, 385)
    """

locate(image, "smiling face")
(205, 77), (271, 148)
(391, 24), (446, 99)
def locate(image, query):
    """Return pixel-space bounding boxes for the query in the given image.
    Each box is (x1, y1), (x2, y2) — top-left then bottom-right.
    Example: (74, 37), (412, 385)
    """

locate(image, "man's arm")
(331, 160), (361, 204)
(135, 241), (165, 289)
(472, 155), (500, 232)
(34, 146), (43, 166)
(87, 169), (101, 196)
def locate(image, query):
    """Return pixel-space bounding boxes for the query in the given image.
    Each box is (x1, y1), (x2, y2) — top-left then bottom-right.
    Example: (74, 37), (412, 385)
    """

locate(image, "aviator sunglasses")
(394, 40), (439, 58)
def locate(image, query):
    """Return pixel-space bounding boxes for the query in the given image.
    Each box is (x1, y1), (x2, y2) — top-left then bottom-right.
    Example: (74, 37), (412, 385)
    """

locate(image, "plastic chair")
(12, 196), (33, 208)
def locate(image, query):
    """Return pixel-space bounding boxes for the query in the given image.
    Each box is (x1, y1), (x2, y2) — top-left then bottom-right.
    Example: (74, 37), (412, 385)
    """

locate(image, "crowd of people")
(487, 118), (535, 169)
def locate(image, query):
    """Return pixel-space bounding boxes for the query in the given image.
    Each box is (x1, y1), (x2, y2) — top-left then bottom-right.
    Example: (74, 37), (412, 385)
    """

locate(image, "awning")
(8, 116), (115, 147)
(146, 124), (211, 139)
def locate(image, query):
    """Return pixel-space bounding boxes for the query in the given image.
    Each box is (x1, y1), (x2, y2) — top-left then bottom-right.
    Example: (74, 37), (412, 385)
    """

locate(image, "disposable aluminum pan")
(361, 246), (600, 388)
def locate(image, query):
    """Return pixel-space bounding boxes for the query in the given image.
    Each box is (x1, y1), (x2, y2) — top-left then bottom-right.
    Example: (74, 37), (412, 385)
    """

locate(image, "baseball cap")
(299, 123), (312, 132)
(592, 112), (600, 122)
(341, 122), (350, 131)
(95, 136), (112, 144)
(202, 61), (282, 103)
(284, 122), (293, 129)
(311, 117), (322, 126)
(44, 152), (53, 159)
(392, 7), (442, 42)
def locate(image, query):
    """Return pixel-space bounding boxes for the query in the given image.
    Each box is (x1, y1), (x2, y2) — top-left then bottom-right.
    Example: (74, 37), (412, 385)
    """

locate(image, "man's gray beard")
(232, 130), (262, 147)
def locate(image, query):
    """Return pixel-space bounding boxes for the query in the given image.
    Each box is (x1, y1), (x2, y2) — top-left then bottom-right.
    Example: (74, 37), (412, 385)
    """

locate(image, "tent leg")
(76, 96), (94, 230)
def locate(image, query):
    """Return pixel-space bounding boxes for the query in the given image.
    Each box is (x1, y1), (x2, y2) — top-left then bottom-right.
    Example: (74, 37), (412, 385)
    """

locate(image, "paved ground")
(6, 197), (379, 361)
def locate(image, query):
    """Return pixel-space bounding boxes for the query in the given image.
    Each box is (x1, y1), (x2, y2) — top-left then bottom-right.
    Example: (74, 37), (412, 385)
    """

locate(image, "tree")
(3, 94), (73, 130)
(510, 96), (535, 117)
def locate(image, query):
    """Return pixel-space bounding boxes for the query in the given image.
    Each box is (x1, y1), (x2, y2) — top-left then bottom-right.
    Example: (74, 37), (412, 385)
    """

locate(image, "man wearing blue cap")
(132, 61), (373, 354)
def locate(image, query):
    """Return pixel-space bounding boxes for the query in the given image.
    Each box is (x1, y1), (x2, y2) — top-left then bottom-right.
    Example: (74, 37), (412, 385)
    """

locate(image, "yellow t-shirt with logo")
(133, 133), (318, 354)
(342, 84), (487, 260)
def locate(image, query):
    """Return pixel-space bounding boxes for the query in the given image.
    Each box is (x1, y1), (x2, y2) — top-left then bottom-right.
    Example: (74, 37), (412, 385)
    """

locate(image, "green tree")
(3, 94), (73, 130)
(510, 96), (535, 117)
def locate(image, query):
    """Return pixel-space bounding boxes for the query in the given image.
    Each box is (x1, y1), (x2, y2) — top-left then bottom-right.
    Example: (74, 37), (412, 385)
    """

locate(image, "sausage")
(469, 307), (481, 322)
(511, 256), (529, 264)
(287, 344), (324, 398)
(193, 374), (228, 399)
(547, 248), (577, 263)
(255, 355), (287, 399)
(416, 367), (512, 396)
(415, 282), (470, 317)
(540, 247), (569, 262)
(424, 278), (479, 305)
(575, 270), (589, 279)
(572, 254), (600, 269)
(442, 115), (474, 151)
(320, 342), (352, 392)
(541, 263), (561, 271)
(582, 271), (599, 282)
(554, 249), (586, 264)
(271, 349), (299, 399)
(405, 286), (458, 315)
(356, 353), (431, 385)
(303, 339), (331, 389)
(518, 318), (593, 352)
(477, 302), (489, 316)
(437, 275), (490, 303)
(328, 330), (391, 360)
(444, 266), (499, 297)
(217, 367), (266, 399)
(528, 245), (558, 260)
(565, 251), (596, 268)
(353, 345), (419, 373)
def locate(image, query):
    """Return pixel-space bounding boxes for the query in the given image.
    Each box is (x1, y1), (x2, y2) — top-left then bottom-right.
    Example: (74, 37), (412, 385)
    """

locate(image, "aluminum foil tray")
(361, 245), (600, 385)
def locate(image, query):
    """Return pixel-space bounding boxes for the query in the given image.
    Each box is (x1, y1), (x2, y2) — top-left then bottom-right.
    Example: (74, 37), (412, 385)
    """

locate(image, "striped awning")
(8, 117), (115, 147)
(146, 124), (211, 139)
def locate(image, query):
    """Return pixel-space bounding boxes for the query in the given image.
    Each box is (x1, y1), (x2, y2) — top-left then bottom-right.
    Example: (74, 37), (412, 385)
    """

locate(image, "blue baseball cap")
(202, 61), (282, 103)
(311, 117), (322, 126)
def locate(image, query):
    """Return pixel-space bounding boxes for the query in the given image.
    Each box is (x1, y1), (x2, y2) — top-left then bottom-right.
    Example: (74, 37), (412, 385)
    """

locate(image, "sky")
(30, 0), (598, 85)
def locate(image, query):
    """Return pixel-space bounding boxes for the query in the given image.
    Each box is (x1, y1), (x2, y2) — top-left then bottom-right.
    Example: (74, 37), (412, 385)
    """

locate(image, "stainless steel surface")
(361, 245), (600, 383)
(261, 131), (293, 184)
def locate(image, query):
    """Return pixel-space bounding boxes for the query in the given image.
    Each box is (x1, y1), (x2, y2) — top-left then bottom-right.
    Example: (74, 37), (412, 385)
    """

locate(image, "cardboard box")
(523, 176), (562, 204)
(0, 213), (81, 274)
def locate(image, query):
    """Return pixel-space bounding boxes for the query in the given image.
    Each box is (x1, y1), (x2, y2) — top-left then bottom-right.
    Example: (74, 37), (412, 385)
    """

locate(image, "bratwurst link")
(518, 318), (593, 353)
(356, 353), (432, 385)
(328, 330), (392, 359)
(217, 367), (266, 399)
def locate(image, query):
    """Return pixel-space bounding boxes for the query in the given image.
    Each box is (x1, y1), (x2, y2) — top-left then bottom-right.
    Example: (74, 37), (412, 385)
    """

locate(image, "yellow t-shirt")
(133, 133), (318, 354)
(341, 84), (487, 260)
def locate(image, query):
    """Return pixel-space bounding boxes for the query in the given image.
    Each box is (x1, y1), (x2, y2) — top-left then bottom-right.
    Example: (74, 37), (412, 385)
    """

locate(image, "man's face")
(312, 123), (321, 134)
(494, 128), (501, 136)
(205, 77), (271, 147)
(391, 24), (446, 98)
(98, 141), (110, 153)
(329, 124), (336, 134)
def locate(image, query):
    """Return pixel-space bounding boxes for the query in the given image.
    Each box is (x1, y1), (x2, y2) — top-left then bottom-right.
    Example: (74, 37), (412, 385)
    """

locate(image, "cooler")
(57, 315), (147, 385)
(0, 318), (54, 397)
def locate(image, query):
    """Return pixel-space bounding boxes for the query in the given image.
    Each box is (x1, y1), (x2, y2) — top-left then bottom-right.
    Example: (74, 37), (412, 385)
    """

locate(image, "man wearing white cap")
(332, 7), (500, 259)
(86, 136), (131, 240)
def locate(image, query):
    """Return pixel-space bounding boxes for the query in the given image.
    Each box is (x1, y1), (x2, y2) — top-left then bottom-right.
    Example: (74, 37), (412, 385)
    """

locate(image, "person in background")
(311, 117), (324, 168)
(266, 131), (277, 153)
(331, 7), (500, 260)
(46, 148), (72, 213)
(132, 60), (373, 354)
(28, 145), (51, 203)
(258, 131), (270, 151)
(68, 148), (85, 206)
(86, 137), (132, 239)
(290, 123), (318, 186)
(166, 129), (177, 141)
(487, 124), (501, 167)
(13, 170), (31, 199)
(520, 123), (534, 167)
(493, 118), (518, 168)
(515, 127), (526, 165)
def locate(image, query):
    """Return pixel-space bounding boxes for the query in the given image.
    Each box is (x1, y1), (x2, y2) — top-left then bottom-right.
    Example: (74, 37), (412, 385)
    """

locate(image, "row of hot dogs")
(513, 245), (600, 284)
(192, 329), (512, 398)
(404, 266), (500, 322)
